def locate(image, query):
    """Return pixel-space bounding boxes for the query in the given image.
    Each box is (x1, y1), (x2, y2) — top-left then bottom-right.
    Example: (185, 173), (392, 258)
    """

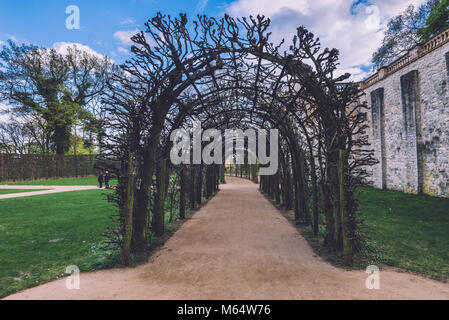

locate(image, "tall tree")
(418, 0), (449, 41)
(372, 1), (439, 69)
(0, 41), (113, 154)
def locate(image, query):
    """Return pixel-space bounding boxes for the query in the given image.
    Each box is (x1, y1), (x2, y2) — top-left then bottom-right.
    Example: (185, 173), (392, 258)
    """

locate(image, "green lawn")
(359, 187), (449, 281)
(0, 181), (205, 298)
(1, 176), (117, 186)
(3, 179), (446, 298)
(277, 186), (449, 281)
(0, 189), (117, 298)
(0, 189), (49, 195)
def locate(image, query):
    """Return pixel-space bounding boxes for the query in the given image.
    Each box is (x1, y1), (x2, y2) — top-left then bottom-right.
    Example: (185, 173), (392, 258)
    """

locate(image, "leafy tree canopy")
(0, 41), (114, 154)
(67, 135), (91, 155)
(372, 0), (439, 69)
(417, 0), (449, 41)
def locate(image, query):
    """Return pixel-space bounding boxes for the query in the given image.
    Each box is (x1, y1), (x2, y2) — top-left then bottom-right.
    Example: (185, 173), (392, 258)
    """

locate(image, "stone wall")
(361, 29), (449, 197)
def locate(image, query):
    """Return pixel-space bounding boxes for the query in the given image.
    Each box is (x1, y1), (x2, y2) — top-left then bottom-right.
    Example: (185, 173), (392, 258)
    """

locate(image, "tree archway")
(99, 13), (375, 266)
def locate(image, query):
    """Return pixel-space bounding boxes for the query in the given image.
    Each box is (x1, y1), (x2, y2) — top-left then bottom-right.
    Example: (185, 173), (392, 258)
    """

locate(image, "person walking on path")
(98, 172), (104, 189)
(104, 171), (110, 189)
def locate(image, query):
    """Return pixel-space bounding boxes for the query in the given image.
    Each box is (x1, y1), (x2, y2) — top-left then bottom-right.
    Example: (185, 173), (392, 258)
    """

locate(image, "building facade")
(361, 28), (449, 197)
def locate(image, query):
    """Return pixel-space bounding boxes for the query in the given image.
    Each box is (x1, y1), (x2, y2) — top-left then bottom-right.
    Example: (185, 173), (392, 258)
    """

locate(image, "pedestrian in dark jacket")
(98, 172), (104, 188)
(104, 171), (110, 189)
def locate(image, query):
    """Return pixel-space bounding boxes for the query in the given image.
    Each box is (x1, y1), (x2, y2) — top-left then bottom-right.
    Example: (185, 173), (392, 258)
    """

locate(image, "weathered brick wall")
(361, 36), (449, 197)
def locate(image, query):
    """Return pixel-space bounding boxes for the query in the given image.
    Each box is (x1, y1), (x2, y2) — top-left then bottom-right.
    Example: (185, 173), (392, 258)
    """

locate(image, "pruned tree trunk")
(152, 159), (167, 237)
(190, 165), (195, 210)
(274, 172), (280, 205)
(311, 162), (319, 236)
(298, 153), (310, 226)
(291, 157), (302, 222)
(179, 166), (186, 219)
(196, 165), (202, 205)
(121, 151), (134, 265)
(331, 157), (343, 251)
(285, 169), (292, 210)
(132, 145), (156, 251)
(338, 149), (353, 266)
(321, 181), (335, 248)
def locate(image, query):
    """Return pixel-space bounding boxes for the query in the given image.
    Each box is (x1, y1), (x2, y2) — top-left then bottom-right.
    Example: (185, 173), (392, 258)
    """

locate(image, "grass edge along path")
(0, 189), (50, 195)
(261, 186), (449, 282)
(0, 187), (220, 298)
(358, 187), (449, 282)
(0, 176), (111, 186)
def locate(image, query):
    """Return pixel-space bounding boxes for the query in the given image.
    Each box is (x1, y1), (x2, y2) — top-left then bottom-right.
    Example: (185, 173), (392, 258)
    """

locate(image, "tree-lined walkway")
(4, 177), (449, 300)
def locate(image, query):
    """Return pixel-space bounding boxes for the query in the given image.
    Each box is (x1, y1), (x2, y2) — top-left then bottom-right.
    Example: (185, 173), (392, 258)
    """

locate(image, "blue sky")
(0, 0), (230, 63)
(0, 0), (425, 79)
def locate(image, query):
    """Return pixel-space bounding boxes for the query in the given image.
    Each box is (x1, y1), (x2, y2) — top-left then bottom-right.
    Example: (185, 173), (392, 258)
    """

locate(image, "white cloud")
(117, 47), (130, 55)
(227, 0), (309, 17)
(52, 42), (114, 65)
(113, 29), (140, 45)
(0, 102), (11, 122)
(225, 0), (427, 80)
(120, 17), (135, 25)
(197, 0), (209, 12)
(53, 42), (105, 59)
(0, 35), (18, 46)
(335, 67), (370, 82)
(6, 35), (18, 42)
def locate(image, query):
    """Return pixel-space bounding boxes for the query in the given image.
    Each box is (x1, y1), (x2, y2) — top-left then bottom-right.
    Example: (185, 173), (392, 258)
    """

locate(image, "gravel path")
(4, 176), (449, 300)
(0, 185), (99, 199)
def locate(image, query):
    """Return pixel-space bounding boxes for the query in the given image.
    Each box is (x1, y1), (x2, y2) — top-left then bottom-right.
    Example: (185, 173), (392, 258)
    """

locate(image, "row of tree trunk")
(257, 147), (355, 266)
(120, 161), (223, 265)
(101, 13), (375, 269)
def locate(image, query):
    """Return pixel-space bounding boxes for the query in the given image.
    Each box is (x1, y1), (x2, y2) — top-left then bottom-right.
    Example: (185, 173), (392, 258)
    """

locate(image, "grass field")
(0, 189), (49, 195)
(1, 176), (117, 186)
(1, 180), (447, 298)
(0, 180), (204, 298)
(0, 189), (117, 298)
(276, 186), (449, 281)
(359, 187), (449, 281)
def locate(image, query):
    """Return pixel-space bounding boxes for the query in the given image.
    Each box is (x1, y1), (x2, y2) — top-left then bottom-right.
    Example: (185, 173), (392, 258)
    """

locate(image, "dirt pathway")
(4, 177), (449, 300)
(0, 185), (98, 199)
